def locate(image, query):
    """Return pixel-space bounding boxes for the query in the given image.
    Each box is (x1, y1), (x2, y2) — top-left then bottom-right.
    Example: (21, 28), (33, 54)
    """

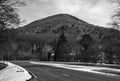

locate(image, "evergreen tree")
(54, 32), (70, 61)
(79, 34), (94, 62)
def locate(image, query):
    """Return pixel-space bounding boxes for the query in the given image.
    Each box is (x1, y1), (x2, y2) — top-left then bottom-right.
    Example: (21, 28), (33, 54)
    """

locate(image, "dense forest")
(1, 14), (120, 64)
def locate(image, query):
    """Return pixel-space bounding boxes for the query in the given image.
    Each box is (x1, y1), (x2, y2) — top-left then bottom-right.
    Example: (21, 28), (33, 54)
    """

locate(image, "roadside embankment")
(0, 61), (32, 81)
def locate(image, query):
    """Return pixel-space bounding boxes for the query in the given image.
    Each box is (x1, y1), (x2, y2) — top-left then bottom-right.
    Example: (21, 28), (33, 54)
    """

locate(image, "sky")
(18, 0), (116, 27)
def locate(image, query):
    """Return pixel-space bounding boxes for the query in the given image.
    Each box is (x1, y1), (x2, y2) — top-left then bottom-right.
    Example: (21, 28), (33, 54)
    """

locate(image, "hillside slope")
(2, 14), (120, 63)
(17, 14), (120, 43)
(18, 14), (106, 34)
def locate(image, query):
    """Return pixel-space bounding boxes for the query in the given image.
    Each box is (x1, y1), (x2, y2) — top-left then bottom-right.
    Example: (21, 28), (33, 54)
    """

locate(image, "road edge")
(26, 69), (38, 81)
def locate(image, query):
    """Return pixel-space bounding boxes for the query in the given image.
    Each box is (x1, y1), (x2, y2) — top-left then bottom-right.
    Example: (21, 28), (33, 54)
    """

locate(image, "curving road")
(12, 61), (120, 81)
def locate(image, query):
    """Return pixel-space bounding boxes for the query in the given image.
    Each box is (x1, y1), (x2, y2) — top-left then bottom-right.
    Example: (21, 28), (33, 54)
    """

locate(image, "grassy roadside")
(94, 69), (120, 75)
(64, 62), (120, 69)
(29, 61), (120, 69)
(64, 62), (120, 76)
(0, 63), (7, 70)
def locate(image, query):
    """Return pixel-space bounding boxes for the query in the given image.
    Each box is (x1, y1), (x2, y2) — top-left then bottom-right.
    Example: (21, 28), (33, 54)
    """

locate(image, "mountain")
(16, 14), (120, 44)
(2, 13), (119, 63)
(18, 14), (105, 34)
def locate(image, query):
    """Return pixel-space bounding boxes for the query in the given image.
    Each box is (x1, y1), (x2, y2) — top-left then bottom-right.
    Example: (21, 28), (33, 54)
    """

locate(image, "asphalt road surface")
(12, 61), (120, 81)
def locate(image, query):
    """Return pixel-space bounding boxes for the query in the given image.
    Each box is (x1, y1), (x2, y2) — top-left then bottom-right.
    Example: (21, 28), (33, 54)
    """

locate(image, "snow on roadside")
(0, 61), (31, 81)
(30, 61), (120, 77)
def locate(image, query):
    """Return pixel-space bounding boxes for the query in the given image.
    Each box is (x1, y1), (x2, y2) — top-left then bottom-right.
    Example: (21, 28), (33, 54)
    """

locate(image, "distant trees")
(1, 26), (120, 64)
(101, 29), (120, 64)
(1, 27), (120, 64)
(79, 34), (95, 62)
(54, 32), (71, 61)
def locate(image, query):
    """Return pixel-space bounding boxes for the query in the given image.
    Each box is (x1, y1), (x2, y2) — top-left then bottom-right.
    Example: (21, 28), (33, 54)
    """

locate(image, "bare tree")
(0, 0), (25, 29)
(110, 0), (120, 29)
(0, 0), (25, 42)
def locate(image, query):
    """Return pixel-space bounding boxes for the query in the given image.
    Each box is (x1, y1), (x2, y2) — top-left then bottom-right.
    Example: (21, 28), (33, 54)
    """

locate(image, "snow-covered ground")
(0, 61), (31, 81)
(31, 61), (120, 77)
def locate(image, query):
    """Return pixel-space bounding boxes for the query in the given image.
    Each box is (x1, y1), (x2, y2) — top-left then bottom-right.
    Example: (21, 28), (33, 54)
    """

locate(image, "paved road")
(12, 61), (120, 81)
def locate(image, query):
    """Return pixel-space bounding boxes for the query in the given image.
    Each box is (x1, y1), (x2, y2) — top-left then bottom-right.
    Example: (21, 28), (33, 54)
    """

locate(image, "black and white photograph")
(0, 0), (120, 81)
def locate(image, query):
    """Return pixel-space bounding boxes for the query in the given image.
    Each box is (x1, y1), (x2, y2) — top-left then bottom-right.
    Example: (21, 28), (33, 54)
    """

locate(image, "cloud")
(53, 0), (81, 14)
(79, 0), (115, 27)
(18, 0), (115, 27)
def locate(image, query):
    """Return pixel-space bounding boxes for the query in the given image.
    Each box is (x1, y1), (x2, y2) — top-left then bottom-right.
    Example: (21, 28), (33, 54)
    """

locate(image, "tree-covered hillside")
(1, 14), (120, 64)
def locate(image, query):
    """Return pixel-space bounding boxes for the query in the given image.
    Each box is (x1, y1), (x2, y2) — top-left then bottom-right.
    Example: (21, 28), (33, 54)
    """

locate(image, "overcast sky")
(18, 0), (116, 27)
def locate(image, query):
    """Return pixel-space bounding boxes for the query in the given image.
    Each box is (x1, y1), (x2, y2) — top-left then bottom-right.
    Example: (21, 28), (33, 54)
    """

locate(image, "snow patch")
(0, 61), (31, 81)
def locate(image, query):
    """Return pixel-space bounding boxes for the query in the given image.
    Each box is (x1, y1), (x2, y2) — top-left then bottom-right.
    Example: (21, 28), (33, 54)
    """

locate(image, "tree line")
(0, 28), (120, 65)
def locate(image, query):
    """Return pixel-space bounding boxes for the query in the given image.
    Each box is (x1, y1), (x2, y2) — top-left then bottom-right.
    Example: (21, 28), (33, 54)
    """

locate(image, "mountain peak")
(37, 13), (87, 23)
(19, 14), (93, 34)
